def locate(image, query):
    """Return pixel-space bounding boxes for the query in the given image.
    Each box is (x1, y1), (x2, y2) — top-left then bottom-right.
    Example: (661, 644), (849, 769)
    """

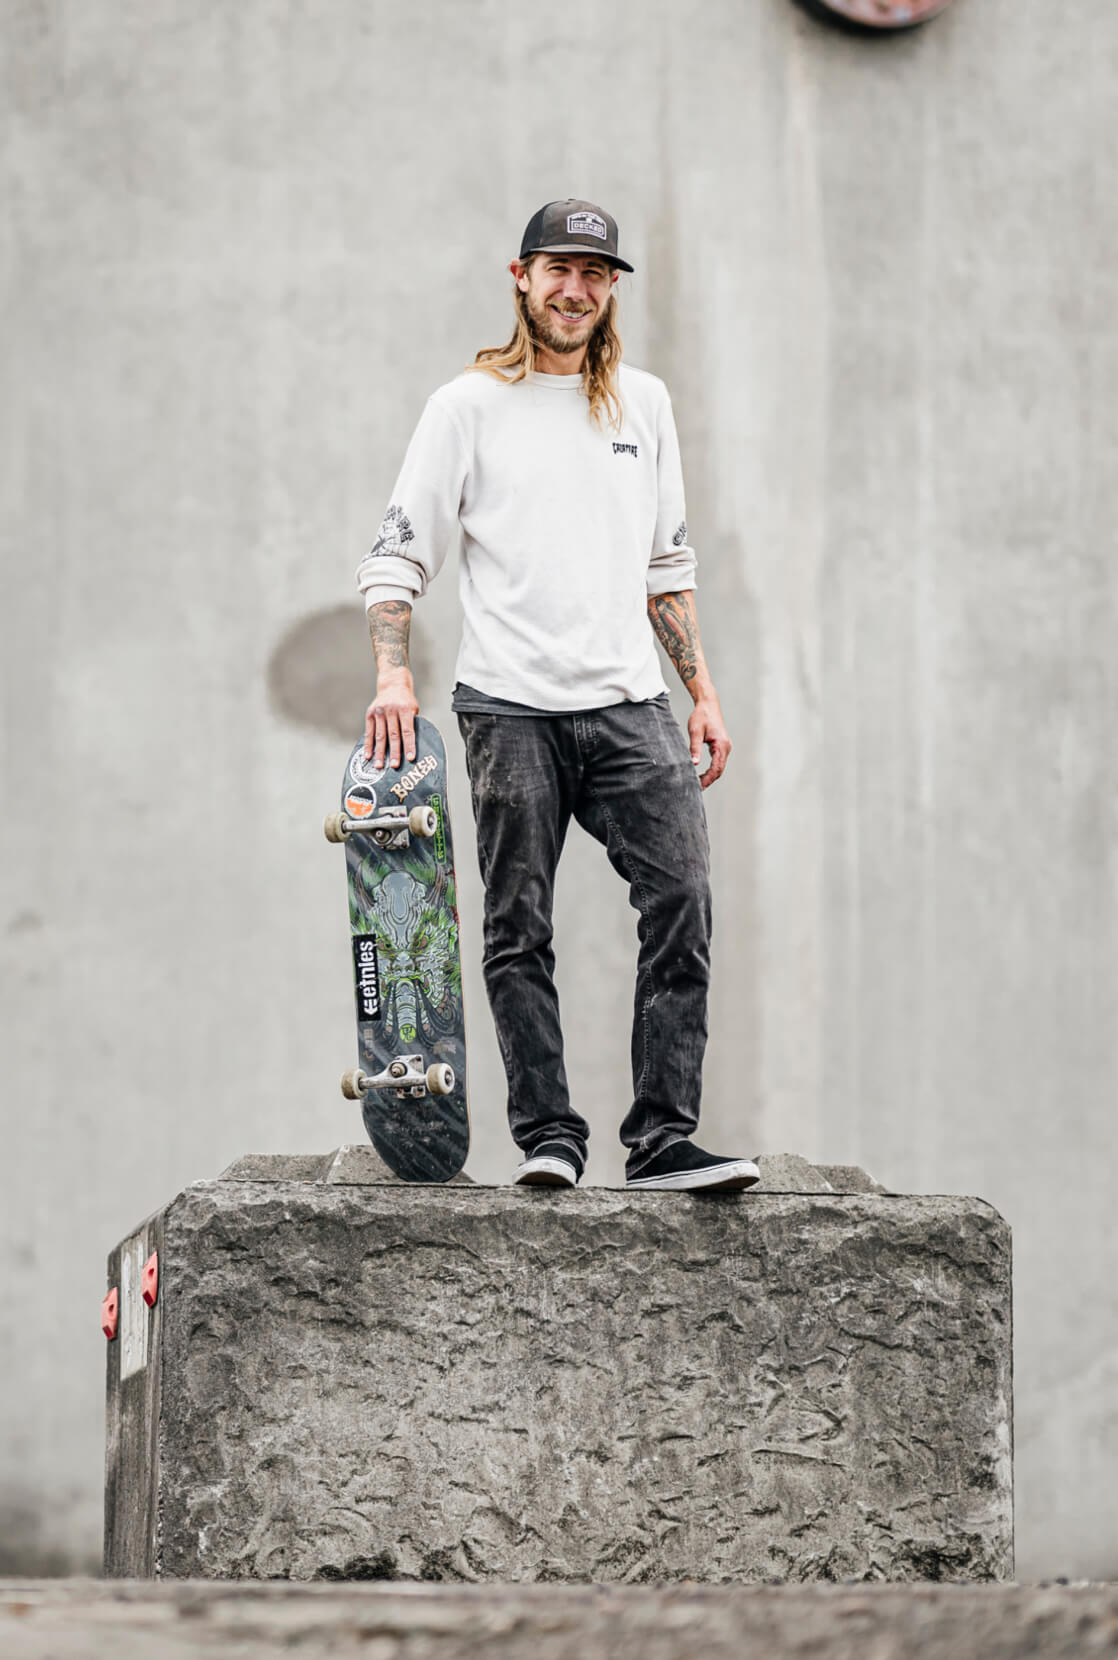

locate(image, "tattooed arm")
(364, 600), (420, 770)
(647, 591), (732, 790)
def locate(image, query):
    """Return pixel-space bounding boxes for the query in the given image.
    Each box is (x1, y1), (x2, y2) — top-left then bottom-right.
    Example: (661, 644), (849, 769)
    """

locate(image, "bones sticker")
(389, 753), (439, 803)
(672, 520), (688, 547)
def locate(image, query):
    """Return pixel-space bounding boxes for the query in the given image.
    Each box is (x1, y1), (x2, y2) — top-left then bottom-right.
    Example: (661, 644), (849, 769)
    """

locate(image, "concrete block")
(104, 1166), (1013, 1583)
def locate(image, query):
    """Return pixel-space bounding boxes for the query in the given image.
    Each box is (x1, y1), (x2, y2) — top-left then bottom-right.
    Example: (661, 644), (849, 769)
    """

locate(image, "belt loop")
(573, 712), (598, 755)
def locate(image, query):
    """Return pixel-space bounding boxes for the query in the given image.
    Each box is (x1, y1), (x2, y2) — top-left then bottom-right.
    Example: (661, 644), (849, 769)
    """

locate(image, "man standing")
(356, 199), (758, 1192)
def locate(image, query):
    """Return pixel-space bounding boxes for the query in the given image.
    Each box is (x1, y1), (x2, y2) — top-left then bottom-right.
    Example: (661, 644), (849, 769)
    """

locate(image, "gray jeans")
(457, 698), (712, 1178)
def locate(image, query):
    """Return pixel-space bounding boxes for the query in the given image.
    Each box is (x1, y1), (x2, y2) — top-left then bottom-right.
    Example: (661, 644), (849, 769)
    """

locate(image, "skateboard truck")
(341, 1056), (456, 1101)
(324, 804), (437, 848)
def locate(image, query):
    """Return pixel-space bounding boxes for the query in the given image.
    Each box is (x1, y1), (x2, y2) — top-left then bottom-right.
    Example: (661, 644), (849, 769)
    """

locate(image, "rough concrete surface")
(104, 1176), (1011, 1583)
(5, 1582), (1118, 1660)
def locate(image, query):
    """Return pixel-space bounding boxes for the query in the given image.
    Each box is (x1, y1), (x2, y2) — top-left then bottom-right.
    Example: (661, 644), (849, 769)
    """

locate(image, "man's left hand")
(688, 697), (732, 790)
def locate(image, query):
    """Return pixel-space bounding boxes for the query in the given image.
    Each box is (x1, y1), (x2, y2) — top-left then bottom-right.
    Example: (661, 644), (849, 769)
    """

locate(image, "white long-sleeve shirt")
(356, 362), (696, 712)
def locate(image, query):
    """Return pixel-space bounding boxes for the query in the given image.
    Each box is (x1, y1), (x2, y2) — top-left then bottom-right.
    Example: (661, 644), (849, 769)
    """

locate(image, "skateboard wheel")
(324, 812), (349, 844)
(426, 1062), (455, 1095)
(340, 1068), (367, 1100)
(409, 805), (438, 838)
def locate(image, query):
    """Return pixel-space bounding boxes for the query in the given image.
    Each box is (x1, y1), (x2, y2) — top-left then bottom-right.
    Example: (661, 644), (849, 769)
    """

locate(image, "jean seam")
(626, 1133), (689, 1179)
(586, 780), (657, 1107)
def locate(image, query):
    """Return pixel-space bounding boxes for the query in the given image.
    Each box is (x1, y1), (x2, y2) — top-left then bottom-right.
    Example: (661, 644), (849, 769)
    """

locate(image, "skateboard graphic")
(324, 717), (469, 1181)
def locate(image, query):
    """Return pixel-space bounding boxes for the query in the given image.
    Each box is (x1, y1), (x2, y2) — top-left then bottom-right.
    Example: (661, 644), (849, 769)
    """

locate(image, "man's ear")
(510, 260), (529, 292)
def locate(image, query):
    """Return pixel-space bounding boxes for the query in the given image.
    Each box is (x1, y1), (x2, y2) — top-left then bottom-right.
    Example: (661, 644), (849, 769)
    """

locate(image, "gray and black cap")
(518, 198), (634, 273)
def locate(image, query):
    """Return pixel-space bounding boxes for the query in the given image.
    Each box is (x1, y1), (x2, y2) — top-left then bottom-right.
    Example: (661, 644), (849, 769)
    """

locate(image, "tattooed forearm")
(368, 600), (413, 676)
(647, 591), (707, 688)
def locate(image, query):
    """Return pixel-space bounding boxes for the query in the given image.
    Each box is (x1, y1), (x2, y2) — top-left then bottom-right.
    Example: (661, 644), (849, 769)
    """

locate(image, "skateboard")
(324, 717), (469, 1181)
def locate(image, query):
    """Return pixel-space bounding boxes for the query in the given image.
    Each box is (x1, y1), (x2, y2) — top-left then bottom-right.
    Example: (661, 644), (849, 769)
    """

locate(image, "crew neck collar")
(527, 370), (584, 389)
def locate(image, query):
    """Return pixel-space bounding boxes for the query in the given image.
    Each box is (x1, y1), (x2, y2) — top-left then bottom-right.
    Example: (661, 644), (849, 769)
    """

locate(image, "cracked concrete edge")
(751, 1154), (888, 1193)
(217, 1147), (474, 1185)
(811, 1162), (889, 1194)
(214, 1150), (880, 1194)
(752, 1153), (835, 1192)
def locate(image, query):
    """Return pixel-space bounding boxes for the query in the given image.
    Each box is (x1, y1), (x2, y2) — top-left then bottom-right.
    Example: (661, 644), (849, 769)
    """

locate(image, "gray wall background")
(2, 0), (1114, 1580)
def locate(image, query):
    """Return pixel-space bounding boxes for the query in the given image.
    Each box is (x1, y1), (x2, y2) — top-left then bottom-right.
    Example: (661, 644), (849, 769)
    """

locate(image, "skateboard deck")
(325, 717), (469, 1181)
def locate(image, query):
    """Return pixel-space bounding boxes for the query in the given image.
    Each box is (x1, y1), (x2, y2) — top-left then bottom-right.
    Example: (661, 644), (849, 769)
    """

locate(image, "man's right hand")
(364, 673), (419, 770)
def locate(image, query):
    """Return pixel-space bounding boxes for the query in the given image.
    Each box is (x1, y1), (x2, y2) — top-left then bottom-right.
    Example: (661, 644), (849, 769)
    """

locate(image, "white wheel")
(324, 812), (348, 844)
(340, 1068), (367, 1100)
(409, 805), (438, 838)
(426, 1062), (455, 1095)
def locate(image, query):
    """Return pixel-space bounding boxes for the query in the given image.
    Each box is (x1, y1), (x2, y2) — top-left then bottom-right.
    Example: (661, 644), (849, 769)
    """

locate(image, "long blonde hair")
(467, 258), (624, 431)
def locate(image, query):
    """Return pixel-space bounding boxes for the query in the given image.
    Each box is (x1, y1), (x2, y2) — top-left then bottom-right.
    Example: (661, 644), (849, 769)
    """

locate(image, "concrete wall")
(2, 0), (1114, 1579)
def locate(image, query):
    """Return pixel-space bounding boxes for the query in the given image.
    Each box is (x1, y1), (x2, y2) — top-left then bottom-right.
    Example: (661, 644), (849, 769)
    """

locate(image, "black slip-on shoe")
(626, 1141), (760, 1192)
(513, 1141), (583, 1187)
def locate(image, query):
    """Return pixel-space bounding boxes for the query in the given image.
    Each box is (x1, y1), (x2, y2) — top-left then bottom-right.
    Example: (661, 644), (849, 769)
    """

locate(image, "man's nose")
(561, 273), (590, 302)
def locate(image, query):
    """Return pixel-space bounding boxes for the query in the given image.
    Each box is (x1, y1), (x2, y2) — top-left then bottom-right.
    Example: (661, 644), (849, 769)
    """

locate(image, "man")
(356, 198), (758, 1193)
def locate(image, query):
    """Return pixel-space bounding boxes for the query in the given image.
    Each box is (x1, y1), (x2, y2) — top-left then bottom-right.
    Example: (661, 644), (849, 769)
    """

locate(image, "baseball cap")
(518, 198), (634, 273)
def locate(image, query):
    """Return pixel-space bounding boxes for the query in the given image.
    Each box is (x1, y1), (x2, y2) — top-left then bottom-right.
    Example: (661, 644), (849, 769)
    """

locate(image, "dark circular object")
(811, 0), (954, 25)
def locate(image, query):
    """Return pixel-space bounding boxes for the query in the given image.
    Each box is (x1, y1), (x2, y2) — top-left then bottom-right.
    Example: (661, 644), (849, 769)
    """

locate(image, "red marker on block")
(101, 1288), (119, 1340)
(142, 1251), (159, 1308)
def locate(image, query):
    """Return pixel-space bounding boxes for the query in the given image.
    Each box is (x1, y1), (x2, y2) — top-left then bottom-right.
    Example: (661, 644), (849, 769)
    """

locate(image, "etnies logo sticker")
(568, 211), (607, 240)
(352, 936), (381, 1021)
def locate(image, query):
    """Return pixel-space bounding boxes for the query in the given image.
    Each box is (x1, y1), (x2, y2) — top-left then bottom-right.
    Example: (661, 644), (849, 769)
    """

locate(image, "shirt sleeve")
(355, 396), (468, 609)
(645, 386), (697, 596)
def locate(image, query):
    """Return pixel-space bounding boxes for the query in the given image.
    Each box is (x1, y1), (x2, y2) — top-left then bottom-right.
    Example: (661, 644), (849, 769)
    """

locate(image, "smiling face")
(511, 251), (619, 372)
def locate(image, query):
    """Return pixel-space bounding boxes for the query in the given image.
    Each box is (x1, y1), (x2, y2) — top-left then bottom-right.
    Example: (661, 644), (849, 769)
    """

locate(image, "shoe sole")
(626, 1160), (761, 1192)
(514, 1157), (579, 1188)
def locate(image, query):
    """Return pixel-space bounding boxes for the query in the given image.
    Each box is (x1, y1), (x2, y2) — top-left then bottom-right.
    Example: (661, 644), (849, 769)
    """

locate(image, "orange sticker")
(345, 790), (376, 819)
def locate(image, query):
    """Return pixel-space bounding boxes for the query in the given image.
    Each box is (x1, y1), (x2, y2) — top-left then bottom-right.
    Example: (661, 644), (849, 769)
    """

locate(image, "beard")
(524, 289), (605, 357)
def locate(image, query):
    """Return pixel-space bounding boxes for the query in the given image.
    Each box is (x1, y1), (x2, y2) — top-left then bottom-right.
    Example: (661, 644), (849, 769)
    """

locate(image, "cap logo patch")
(567, 211), (607, 240)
